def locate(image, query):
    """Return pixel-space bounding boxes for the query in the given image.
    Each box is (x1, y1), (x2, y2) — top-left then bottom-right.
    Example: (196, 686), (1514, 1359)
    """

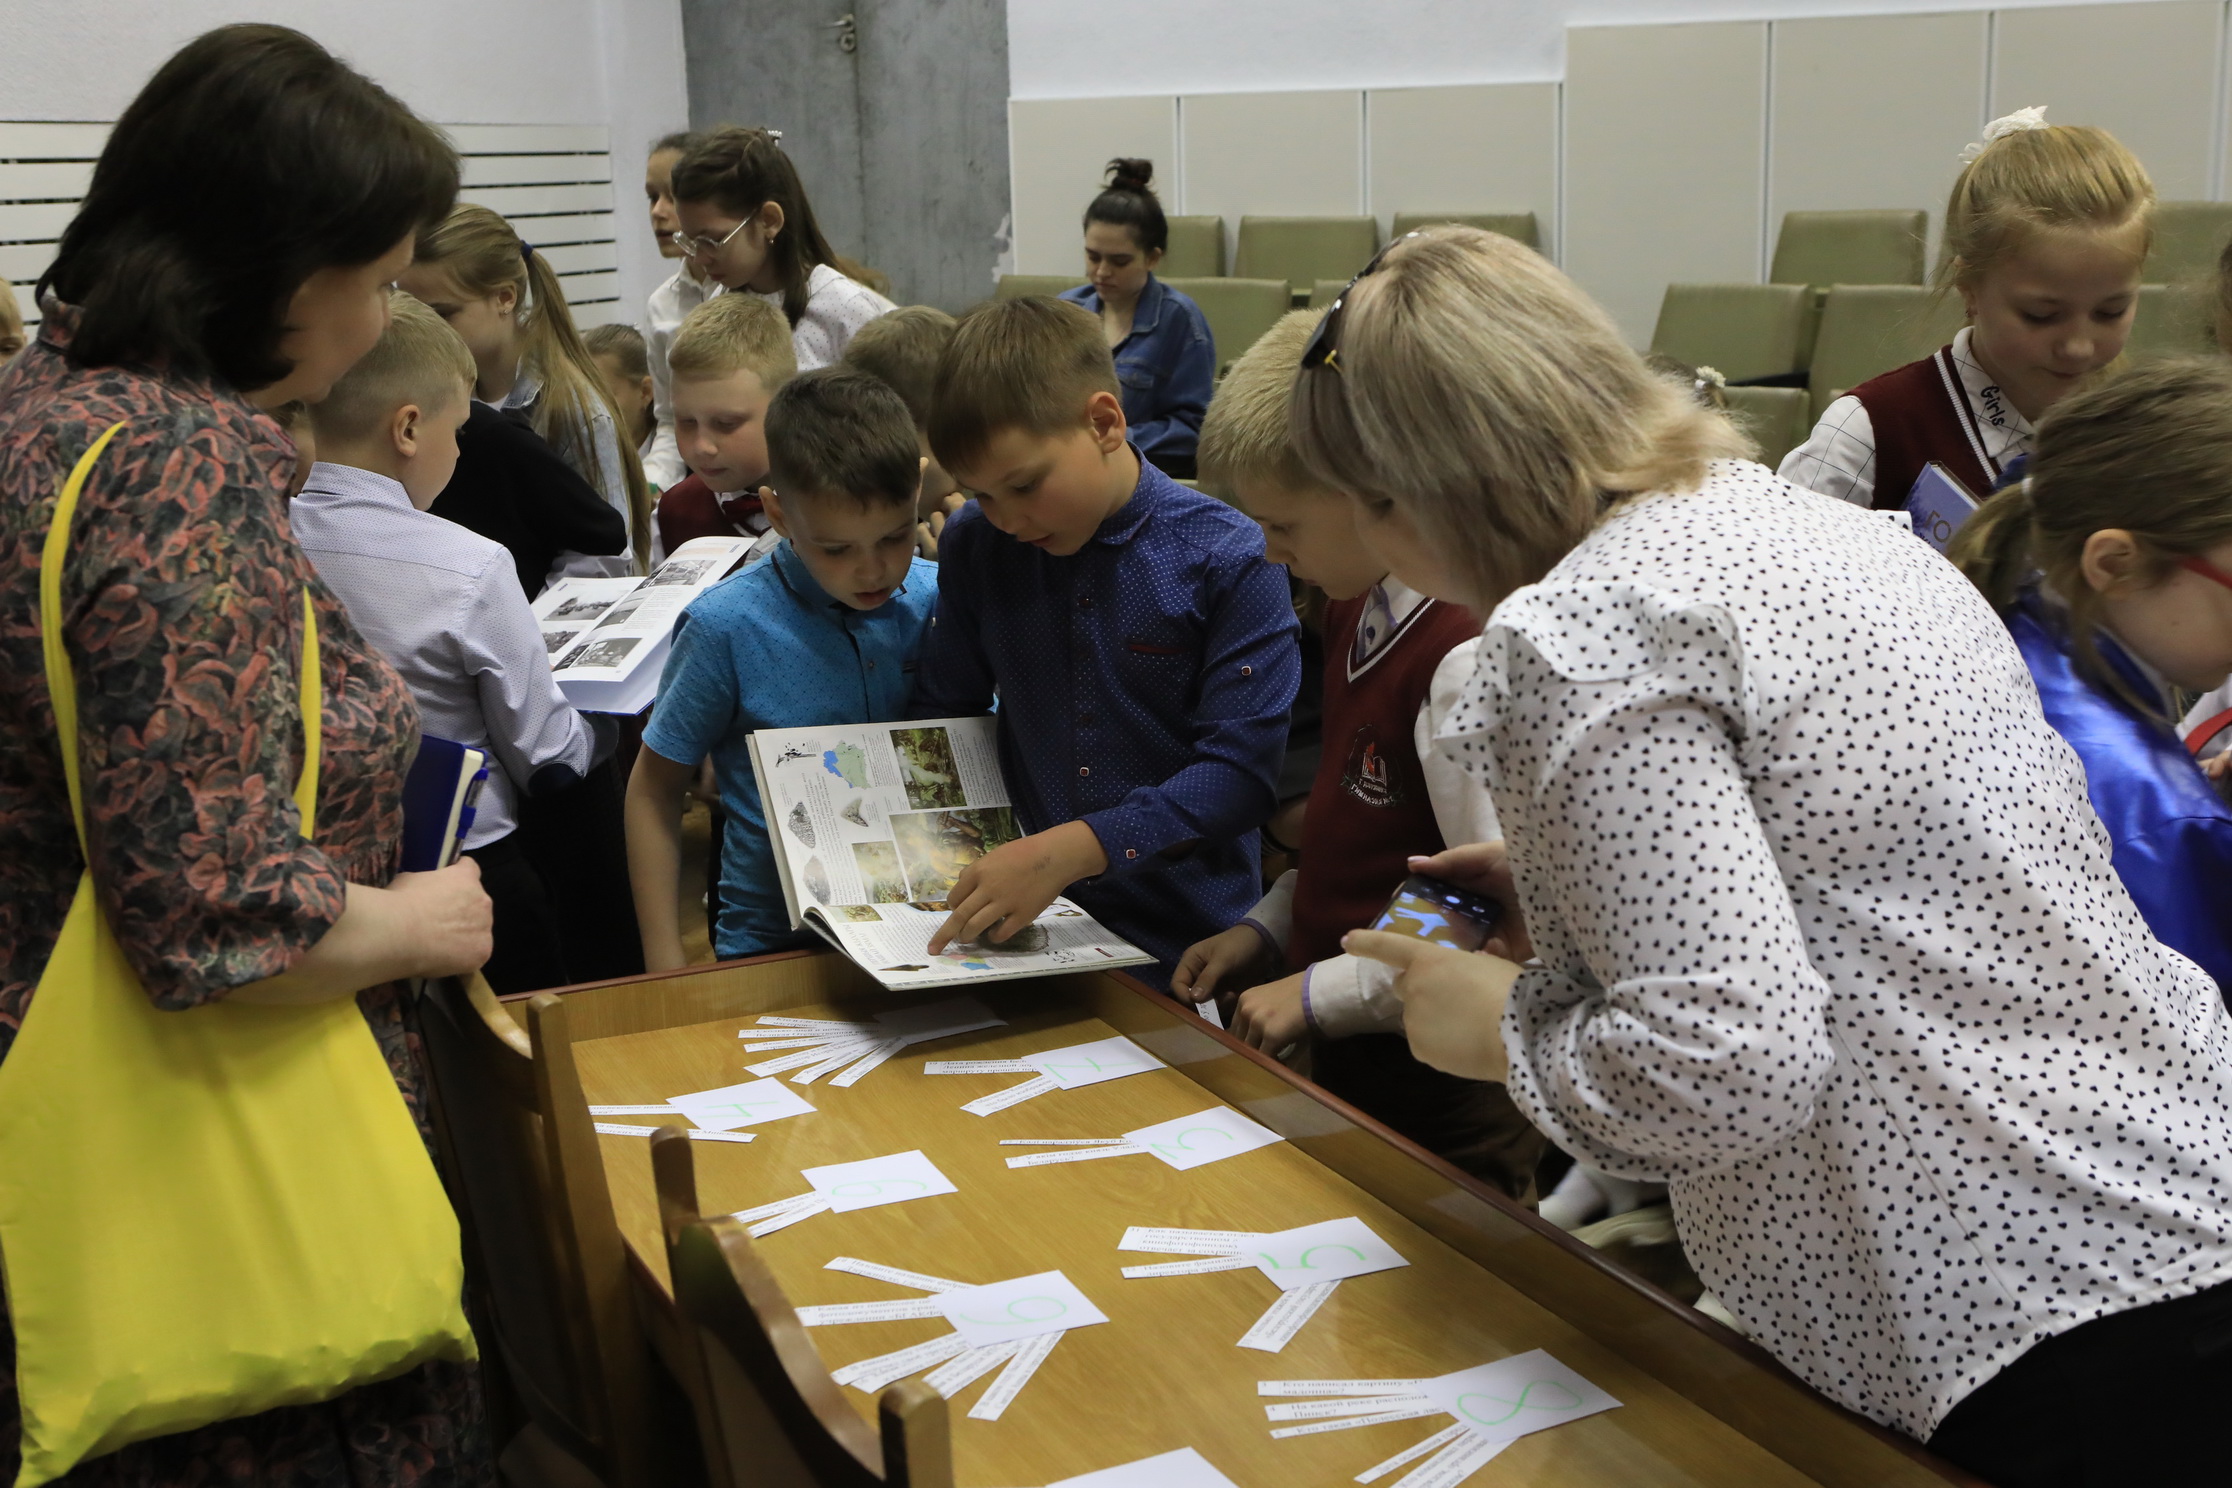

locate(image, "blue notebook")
(400, 736), (489, 872)
(1905, 463), (1981, 554)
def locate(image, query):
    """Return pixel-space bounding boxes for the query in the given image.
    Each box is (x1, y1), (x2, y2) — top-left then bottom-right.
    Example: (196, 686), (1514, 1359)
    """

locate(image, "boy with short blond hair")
(629, 367), (937, 967)
(1170, 309), (1541, 1197)
(911, 296), (1299, 987)
(293, 292), (606, 993)
(653, 291), (801, 563)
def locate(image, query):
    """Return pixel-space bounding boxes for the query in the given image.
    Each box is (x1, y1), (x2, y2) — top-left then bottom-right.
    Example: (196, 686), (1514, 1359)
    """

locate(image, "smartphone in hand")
(1370, 873), (1504, 953)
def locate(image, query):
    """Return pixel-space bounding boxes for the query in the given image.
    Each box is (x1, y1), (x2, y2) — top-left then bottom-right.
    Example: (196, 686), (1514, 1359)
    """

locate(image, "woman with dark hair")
(1059, 158), (1214, 478)
(668, 125), (894, 372)
(0, 24), (494, 1487)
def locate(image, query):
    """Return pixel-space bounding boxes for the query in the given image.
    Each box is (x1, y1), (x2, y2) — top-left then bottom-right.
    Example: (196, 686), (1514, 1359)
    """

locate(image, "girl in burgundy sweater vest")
(1780, 108), (2153, 510)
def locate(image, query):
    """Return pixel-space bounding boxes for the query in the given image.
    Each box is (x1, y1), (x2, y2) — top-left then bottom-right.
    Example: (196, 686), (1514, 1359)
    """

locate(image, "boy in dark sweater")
(1169, 311), (1543, 1199)
(910, 297), (1299, 987)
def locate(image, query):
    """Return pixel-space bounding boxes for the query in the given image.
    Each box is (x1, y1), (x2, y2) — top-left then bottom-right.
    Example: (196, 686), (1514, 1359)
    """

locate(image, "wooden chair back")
(416, 975), (663, 1487)
(651, 1130), (954, 1488)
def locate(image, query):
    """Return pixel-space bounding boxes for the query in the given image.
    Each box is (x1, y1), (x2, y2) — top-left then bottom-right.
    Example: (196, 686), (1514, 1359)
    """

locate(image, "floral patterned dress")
(0, 306), (492, 1486)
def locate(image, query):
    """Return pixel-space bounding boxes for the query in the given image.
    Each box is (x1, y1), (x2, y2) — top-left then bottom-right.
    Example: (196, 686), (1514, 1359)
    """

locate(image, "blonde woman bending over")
(1298, 226), (2232, 1488)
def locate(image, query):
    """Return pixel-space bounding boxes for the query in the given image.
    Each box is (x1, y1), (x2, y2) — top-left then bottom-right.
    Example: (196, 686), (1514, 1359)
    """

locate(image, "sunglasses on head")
(1300, 232), (1424, 373)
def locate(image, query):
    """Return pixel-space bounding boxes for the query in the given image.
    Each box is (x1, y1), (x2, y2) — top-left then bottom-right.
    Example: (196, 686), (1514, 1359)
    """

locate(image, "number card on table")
(938, 1270), (1108, 1348)
(803, 1149), (958, 1212)
(665, 1077), (818, 1131)
(1048, 1447), (1241, 1486)
(1256, 1351), (1622, 1487)
(1123, 1107), (1284, 1170)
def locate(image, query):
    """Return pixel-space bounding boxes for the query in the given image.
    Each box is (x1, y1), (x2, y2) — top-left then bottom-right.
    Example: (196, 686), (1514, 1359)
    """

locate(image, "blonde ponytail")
(417, 203), (656, 568)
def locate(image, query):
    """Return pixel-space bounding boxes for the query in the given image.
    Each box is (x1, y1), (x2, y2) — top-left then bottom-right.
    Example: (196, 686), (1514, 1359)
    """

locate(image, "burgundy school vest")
(1287, 593), (1483, 972)
(1845, 344), (2000, 510)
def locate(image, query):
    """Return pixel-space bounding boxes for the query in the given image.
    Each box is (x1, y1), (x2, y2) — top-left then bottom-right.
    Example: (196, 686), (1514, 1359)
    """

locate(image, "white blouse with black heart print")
(1440, 459), (2232, 1440)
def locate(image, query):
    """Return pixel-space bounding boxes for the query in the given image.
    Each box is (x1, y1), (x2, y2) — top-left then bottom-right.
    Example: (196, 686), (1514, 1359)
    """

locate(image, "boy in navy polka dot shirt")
(630, 369), (938, 968)
(912, 297), (1300, 986)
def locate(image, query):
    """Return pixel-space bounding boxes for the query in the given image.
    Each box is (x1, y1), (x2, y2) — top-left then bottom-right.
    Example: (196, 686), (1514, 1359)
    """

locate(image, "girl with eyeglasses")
(668, 126), (894, 372)
(1947, 358), (2232, 997)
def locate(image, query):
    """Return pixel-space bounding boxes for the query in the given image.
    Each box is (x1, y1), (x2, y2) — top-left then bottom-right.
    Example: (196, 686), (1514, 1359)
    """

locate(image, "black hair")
(651, 129), (702, 157)
(44, 24), (459, 392)
(1083, 157), (1168, 256)
(671, 126), (839, 328)
(767, 367), (921, 509)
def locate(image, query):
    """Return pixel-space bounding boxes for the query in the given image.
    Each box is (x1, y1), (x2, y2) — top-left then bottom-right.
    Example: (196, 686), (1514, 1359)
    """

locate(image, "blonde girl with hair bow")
(1780, 107), (2155, 509)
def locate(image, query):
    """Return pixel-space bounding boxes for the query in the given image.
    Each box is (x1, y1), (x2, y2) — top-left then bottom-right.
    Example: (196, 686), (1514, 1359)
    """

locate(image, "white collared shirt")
(1779, 326), (2034, 506)
(291, 462), (594, 848)
(757, 262), (896, 370)
(1442, 459), (2232, 1437)
(645, 261), (721, 490)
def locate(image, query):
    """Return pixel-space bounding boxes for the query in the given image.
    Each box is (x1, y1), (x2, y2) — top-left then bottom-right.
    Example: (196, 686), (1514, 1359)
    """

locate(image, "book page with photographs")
(749, 717), (1154, 989)
(531, 536), (752, 713)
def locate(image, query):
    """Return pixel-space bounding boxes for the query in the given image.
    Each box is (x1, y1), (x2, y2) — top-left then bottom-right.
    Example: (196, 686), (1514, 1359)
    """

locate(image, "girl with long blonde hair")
(401, 203), (655, 573)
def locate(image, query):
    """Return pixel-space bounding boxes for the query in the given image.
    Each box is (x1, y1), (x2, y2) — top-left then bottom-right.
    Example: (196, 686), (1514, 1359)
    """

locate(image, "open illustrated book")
(749, 716), (1154, 990)
(532, 535), (755, 713)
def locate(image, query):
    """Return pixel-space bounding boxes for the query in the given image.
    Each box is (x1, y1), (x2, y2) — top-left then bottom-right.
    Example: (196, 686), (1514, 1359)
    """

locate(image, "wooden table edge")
(514, 948), (1991, 1488)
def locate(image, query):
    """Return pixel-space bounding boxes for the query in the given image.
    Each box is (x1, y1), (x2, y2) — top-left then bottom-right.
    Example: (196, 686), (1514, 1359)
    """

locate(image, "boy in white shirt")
(1170, 311), (1542, 1199)
(292, 292), (609, 993)
(651, 292), (799, 566)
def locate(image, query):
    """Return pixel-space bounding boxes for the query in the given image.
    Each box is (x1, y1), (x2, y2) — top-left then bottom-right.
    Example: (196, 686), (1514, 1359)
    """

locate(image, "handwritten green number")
(1255, 1242), (1367, 1271)
(957, 1295), (1069, 1326)
(1454, 1380), (1583, 1427)
(830, 1178), (928, 1200)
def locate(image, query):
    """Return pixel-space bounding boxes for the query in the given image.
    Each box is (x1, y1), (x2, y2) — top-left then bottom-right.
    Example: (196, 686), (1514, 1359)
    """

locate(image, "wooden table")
(551, 952), (1975, 1488)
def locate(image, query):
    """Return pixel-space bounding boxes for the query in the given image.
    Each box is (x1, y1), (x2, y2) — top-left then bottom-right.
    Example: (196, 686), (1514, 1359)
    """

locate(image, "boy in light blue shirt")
(627, 368), (937, 966)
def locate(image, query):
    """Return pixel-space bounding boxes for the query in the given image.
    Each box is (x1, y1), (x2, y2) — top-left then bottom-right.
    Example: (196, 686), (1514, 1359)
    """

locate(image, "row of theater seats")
(1051, 211), (1541, 291)
(999, 212), (1542, 377)
(1655, 203), (2232, 465)
(999, 202), (2232, 470)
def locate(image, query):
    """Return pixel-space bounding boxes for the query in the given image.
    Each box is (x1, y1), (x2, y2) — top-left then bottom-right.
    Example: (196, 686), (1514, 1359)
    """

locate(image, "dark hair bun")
(1105, 157), (1155, 195)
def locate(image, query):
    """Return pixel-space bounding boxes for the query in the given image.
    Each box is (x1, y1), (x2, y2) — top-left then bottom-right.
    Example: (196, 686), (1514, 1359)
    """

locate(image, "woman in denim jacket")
(1061, 159), (1215, 478)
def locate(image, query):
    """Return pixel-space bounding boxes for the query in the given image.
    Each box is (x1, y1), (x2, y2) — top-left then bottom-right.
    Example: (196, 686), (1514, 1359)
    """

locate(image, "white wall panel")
(1564, 21), (1768, 345)
(1993, 0), (2223, 200)
(0, 121), (626, 329)
(1007, 95), (1177, 275)
(1770, 11), (1987, 266)
(1180, 89), (1365, 263)
(1366, 83), (1560, 255)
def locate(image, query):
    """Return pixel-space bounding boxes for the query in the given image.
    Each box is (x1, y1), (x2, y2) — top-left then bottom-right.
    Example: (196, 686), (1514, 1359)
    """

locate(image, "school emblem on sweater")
(1340, 724), (1405, 808)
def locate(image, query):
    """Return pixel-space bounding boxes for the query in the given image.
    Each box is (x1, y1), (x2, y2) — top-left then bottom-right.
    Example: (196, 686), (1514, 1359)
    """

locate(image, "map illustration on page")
(750, 717), (1153, 990)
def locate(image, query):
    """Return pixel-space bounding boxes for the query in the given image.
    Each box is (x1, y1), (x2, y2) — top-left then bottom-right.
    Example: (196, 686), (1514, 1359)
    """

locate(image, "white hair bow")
(1960, 106), (2049, 164)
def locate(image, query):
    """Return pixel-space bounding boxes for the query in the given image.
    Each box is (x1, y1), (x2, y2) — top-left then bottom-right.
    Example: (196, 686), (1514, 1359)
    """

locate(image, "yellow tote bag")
(0, 424), (477, 1487)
